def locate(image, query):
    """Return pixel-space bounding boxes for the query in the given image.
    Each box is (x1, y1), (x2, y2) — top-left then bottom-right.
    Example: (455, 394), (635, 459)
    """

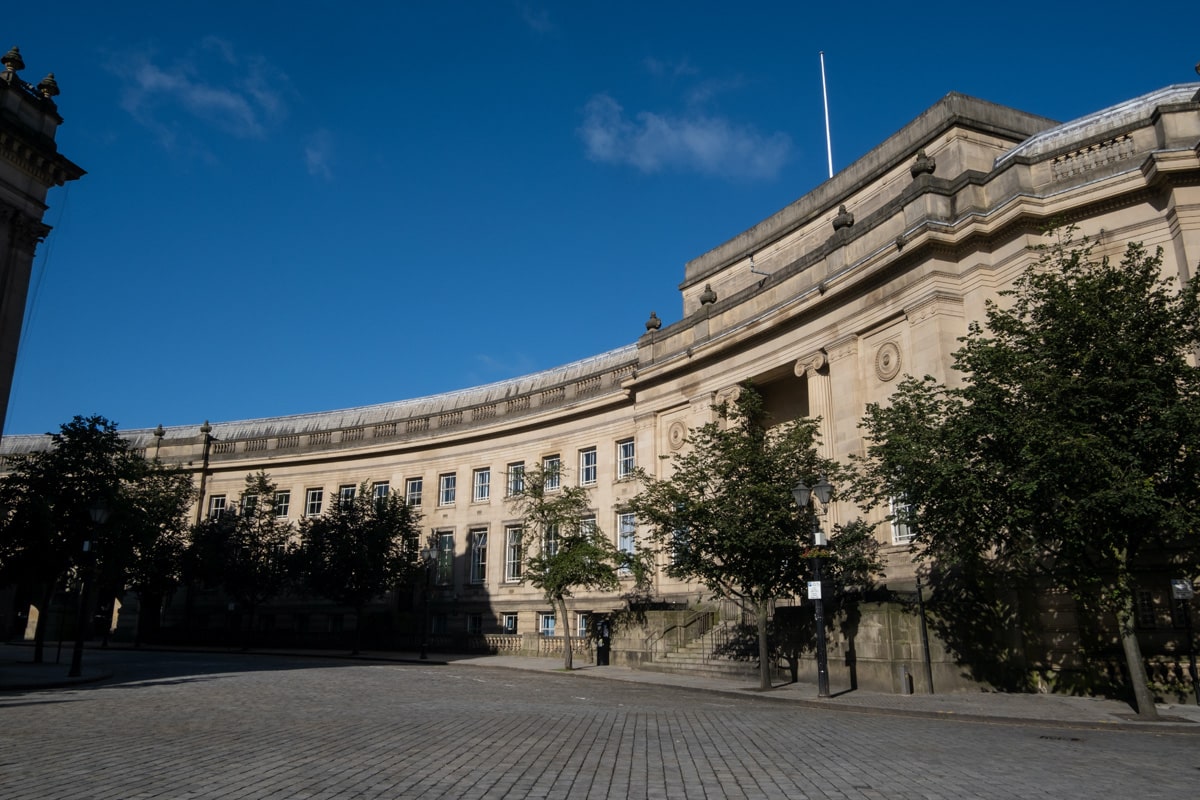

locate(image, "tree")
(297, 483), (422, 653)
(188, 472), (295, 647)
(630, 383), (871, 690)
(507, 464), (650, 670)
(0, 416), (139, 662)
(854, 230), (1200, 718)
(116, 460), (195, 645)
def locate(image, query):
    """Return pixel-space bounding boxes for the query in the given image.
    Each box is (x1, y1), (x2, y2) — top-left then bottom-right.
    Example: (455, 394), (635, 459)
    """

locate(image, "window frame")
(504, 526), (523, 583)
(506, 461), (525, 496)
(438, 473), (457, 506)
(305, 488), (324, 517)
(890, 496), (915, 545)
(543, 455), (561, 491)
(579, 447), (598, 486)
(473, 467), (491, 502)
(616, 439), (635, 479)
(208, 495), (226, 519)
(274, 490), (291, 518)
(502, 613), (518, 634)
(339, 484), (357, 504)
(405, 477), (423, 506)
(435, 531), (454, 585)
(538, 612), (556, 637)
(469, 528), (488, 584)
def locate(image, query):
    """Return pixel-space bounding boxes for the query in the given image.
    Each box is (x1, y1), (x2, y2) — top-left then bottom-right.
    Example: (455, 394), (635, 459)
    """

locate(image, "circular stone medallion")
(876, 341), (901, 382)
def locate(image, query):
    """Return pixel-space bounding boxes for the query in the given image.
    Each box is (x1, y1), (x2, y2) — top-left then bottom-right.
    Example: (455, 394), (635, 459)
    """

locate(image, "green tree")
(116, 460), (195, 645)
(630, 383), (871, 690)
(0, 416), (139, 662)
(854, 231), (1200, 718)
(297, 483), (422, 653)
(508, 464), (650, 670)
(188, 472), (295, 647)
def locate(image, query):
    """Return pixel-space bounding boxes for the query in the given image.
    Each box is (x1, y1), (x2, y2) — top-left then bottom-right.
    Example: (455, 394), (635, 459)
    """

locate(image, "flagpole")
(820, 51), (833, 179)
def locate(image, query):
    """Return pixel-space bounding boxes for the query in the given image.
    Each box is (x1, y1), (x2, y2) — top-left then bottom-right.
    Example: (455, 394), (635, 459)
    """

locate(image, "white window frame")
(539, 612), (556, 637)
(617, 439), (635, 479)
(339, 484), (357, 504)
(506, 461), (525, 496)
(305, 488), (324, 517)
(577, 612), (589, 638)
(208, 495), (226, 519)
(502, 613), (518, 634)
(439, 473), (457, 506)
(473, 468), (491, 502)
(579, 447), (597, 486)
(543, 455), (561, 491)
(405, 477), (423, 506)
(890, 496), (915, 545)
(618, 512), (636, 572)
(469, 529), (487, 584)
(372, 481), (390, 500)
(274, 490), (291, 518)
(504, 526), (523, 583)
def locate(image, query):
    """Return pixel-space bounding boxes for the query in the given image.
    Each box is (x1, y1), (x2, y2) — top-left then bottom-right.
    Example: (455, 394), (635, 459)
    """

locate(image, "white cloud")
(579, 93), (791, 181)
(113, 41), (289, 146)
(304, 130), (334, 179)
(517, 2), (555, 34)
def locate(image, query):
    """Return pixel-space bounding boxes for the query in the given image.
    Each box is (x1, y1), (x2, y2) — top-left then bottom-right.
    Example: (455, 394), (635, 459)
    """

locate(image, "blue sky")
(4, 1), (1195, 435)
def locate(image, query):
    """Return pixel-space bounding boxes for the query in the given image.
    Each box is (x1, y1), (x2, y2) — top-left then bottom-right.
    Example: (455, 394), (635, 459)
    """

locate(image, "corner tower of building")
(0, 46), (85, 435)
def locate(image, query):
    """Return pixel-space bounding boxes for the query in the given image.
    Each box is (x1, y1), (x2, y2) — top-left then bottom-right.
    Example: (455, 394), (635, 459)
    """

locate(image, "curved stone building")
(6, 79), (1200, 688)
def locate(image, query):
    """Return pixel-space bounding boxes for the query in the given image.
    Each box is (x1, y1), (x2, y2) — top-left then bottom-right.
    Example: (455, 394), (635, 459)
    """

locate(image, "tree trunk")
(557, 596), (573, 670)
(1116, 595), (1158, 719)
(756, 601), (771, 690)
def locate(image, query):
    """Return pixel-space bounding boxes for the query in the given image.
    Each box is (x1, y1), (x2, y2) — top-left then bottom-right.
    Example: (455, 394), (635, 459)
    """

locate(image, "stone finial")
(699, 284), (717, 306)
(645, 311), (662, 332)
(910, 148), (936, 178)
(832, 204), (854, 231)
(2, 46), (25, 75)
(36, 73), (58, 99)
(200, 420), (212, 436)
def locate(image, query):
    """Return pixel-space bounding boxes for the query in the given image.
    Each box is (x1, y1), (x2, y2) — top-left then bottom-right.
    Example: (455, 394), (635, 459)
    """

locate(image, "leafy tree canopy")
(853, 230), (1200, 716)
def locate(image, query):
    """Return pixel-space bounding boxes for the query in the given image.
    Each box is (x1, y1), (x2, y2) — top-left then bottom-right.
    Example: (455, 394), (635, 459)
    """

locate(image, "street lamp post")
(793, 476), (834, 698)
(69, 501), (109, 678)
(418, 547), (436, 660)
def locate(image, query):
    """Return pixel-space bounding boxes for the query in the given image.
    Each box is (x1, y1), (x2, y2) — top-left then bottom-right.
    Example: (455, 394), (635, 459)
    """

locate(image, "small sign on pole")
(807, 581), (822, 600)
(1171, 579), (1195, 600)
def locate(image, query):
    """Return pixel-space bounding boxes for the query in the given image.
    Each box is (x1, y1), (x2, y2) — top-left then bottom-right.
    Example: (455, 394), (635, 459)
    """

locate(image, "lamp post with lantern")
(68, 501), (109, 678)
(792, 476), (833, 698)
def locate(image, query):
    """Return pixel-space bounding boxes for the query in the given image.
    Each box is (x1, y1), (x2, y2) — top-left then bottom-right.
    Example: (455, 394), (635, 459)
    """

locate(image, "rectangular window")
(274, 490), (291, 518)
(466, 613), (483, 635)
(473, 468), (490, 502)
(339, 484), (357, 504)
(506, 461), (525, 496)
(504, 526), (523, 582)
(1135, 589), (1156, 628)
(208, 495), (226, 519)
(405, 477), (423, 506)
(579, 447), (597, 485)
(1172, 597), (1191, 630)
(469, 529), (487, 584)
(241, 494), (258, 514)
(543, 524), (559, 558)
(617, 439), (635, 478)
(439, 473), (456, 506)
(373, 481), (390, 500)
(431, 613), (448, 635)
(577, 612), (589, 638)
(539, 612), (556, 637)
(502, 613), (518, 634)
(618, 512), (636, 572)
(891, 496), (915, 545)
(436, 531), (454, 585)
(581, 514), (597, 535)
(543, 455), (561, 491)
(305, 488), (324, 517)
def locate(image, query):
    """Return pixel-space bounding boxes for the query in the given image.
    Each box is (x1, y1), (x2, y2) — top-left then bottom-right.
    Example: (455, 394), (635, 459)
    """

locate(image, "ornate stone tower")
(0, 46), (84, 435)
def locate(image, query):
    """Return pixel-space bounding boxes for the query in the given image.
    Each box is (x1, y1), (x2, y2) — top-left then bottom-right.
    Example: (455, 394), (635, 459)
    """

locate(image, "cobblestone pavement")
(2, 649), (1198, 799)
